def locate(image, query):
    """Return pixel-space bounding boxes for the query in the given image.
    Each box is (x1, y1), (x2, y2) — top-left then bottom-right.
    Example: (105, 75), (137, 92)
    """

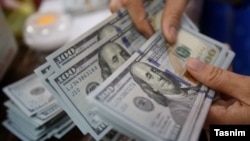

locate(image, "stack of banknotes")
(32, 0), (235, 141)
(2, 74), (75, 141)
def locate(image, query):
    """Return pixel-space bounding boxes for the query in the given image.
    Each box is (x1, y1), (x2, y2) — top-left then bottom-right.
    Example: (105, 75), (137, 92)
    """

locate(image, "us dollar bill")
(45, 0), (193, 70)
(3, 112), (71, 141)
(2, 120), (38, 141)
(47, 9), (149, 139)
(179, 46), (235, 140)
(4, 100), (63, 128)
(187, 49), (235, 141)
(87, 29), (228, 141)
(53, 121), (75, 139)
(187, 90), (213, 141)
(147, 0), (198, 32)
(37, 8), (146, 139)
(34, 63), (89, 135)
(36, 0), (228, 140)
(46, 7), (146, 69)
(220, 48), (235, 70)
(140, 27), (227, 85)
(2, 74), (57, 117)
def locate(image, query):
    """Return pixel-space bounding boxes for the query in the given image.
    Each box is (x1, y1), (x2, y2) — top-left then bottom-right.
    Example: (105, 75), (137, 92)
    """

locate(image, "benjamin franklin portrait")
(98, 42), (130, 80)
(130, 62), (200, 125)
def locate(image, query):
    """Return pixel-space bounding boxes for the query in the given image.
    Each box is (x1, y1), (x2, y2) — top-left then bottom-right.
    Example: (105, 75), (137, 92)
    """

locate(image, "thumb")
(162, 0), (189, 44)
(185, 58), (250, 105)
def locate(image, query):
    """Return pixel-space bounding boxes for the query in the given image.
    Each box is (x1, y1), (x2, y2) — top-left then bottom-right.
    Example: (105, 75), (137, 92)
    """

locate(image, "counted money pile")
(2, 74), (75, 141)
(34, 0), (235, 141)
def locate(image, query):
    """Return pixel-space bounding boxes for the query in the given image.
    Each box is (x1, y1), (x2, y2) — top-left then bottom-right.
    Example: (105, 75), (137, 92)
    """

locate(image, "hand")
(185, 57), (250, 125)
(109, 0), (154, 39)
(109, 0), (190, 44)
(162, 0), (190, 44)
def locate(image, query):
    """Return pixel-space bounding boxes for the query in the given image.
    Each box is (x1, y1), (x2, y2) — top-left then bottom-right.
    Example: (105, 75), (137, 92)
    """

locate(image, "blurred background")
(0, 0), (249, 141)
(187, 0), (250, 76)
(199, 0), (250, 75)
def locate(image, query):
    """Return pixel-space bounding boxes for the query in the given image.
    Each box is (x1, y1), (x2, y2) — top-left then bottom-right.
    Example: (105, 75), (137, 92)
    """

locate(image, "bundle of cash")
(87, 29), (235, 141)
(2, 74), (75, 141)
(33, 0), (235, 141)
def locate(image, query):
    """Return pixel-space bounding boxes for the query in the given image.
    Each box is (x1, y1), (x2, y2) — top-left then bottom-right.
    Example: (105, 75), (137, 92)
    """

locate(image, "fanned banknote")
(187, 49), (235, 141)
(34, 63), (89, 135)
(46, 7), (148, 140)
(39, 4), (152, 139)
(46, 7), (146, 69)
(87, 29), (229, 141)
(44, 2), (203, 140)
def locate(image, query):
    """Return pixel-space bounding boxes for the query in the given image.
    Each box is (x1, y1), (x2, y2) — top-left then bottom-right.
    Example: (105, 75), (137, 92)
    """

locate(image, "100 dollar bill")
(4, 100), (63, 128)
(34, 63), (89, 135)
(3, 74), (57, 117)
(47, 13), (148, 140)
(44, 6), (150, 139)
(39, 0), (228, 140)
(87, 29), (227, 141)
(46, 8), (145, 69)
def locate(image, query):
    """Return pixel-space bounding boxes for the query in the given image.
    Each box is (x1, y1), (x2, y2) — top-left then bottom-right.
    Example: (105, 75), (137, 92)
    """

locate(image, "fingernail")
(169, 26), (177, 42)
(186, 58), (205, 72)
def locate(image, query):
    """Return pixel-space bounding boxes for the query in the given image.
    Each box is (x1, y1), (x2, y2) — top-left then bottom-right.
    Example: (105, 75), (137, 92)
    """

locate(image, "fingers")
(206, 100), (250, 125)
(110, 0), (190, 41)
(109, 0), (123, 13)
(185, 57), (250, 105)
(162, 0), (190, 44)
(109, 0), (154, 38)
